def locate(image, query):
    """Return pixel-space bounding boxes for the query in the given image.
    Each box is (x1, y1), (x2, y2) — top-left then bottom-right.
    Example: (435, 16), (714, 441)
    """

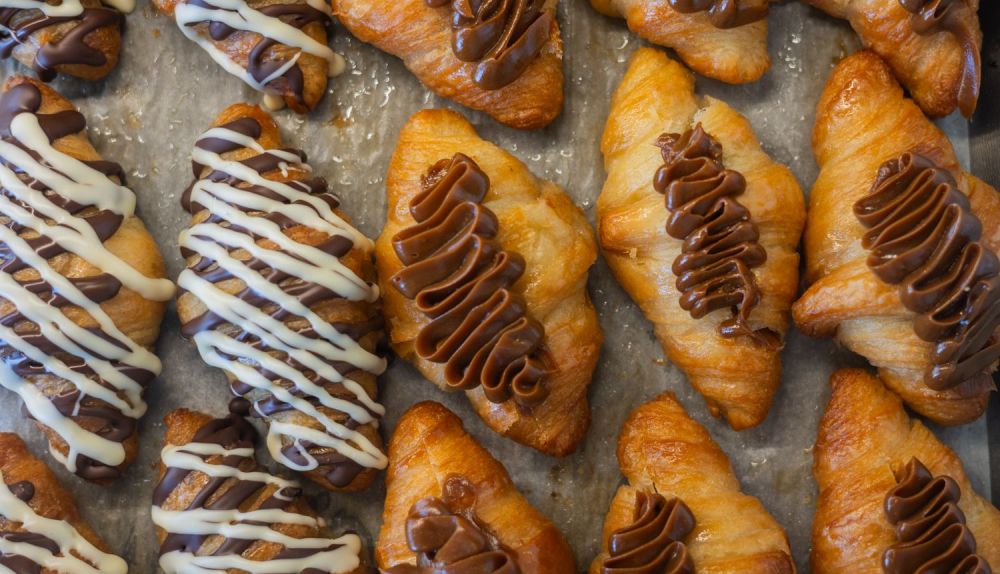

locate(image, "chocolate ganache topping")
(601, 491), (695, 574)
(854, 152), (1000, 391)
(883, 458), (992, 574)
(653, 123), (776, 347)
(389, 153), (550, 408)
(667, 0), (768, 29)
(898, 0), (980, 118)
(425, 0), (553, 90)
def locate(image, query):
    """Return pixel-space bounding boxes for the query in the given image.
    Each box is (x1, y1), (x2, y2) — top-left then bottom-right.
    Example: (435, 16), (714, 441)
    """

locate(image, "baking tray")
(0, 1), (996, 572)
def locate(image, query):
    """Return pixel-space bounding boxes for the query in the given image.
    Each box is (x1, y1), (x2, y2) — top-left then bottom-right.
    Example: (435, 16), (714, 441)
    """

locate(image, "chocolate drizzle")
(854, 152), (1000, 391)
(653, 124), (776, 347)
(601, 491), (695, 574)
(425, 0), (552, 90)
(667, 0), (768, 29)
(898, 0), (980, 118)
(389, 153), (550, 408)
(882, 458), (992, 574)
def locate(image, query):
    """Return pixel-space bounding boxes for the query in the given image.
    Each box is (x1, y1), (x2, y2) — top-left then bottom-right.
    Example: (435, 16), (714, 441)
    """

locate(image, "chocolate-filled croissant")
(176, 103), (388, 491)
(0, 76), (173, 482)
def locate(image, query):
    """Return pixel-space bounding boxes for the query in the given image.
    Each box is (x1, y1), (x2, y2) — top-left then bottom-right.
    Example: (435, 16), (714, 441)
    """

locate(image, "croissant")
(176, 103), (387, 492)
(374, 108), (602, 456)
(812, 369), (1000, 571)
(587, 0), (770, 84)
(590, 392), (795, 573)
(793, 50), (1000, 426)
(331, 0), (563, 129)
(802, 0), (981, 118)
(376, 401), (576, 573)
(151, 408), (371, 573)
(152, 0), (344, 113)
(597, 47), (804, 430)
(0, 77), (173, 482)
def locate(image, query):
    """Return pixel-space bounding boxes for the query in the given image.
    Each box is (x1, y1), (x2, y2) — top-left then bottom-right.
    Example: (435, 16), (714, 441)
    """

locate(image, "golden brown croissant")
(0, 76), (173, 482)
(175, 103), (387, 492)
(587, 0), (770, 84)
(377, 401), (576, 573)
(802, 0), (981, 117)
(590, 392), (794, 573)
(151, 409), (371, 574)
(812, 369), (1000, 571)
(331, 0), (563, 130)
(597, 47), (804, 430)
(375, 108), (602, 457)
(0, 433), (128, 573)
(793, 50), (1000, 426)
(152, 0), (343, 113)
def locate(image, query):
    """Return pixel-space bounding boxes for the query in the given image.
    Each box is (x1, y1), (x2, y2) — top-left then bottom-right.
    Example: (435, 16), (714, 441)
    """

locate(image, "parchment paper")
(0, 2), (991, 572)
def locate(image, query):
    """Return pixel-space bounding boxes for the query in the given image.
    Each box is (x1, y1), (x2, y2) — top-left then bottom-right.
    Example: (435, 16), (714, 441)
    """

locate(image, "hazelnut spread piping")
(601, 491), (695, 574)
(0, 83), (174, 480)
(385, 475), (520, 574)
(424, 0), (553, 90)
(152, 414), (363, 573)
(667, 0), (768, 29)
(854, 152), (1000, 391)
(389, 153), (549, 408)
(882, 458), (992, 574)
(178, 116), (388, 486)
(653, 123), (776, 347)
(898, 0), (980, 118)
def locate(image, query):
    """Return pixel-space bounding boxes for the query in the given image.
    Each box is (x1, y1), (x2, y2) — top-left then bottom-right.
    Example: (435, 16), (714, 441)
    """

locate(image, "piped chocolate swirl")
(653, 123), (776, 347)
(854, 152), (1000, 391)
(882, 458), (992, 574)
(898, 0), (980, 118)
(667, 0), (768, 29)
(601, 491), (695, 574)
(425, 0), (553, 90)
(389, 153), (550, 408)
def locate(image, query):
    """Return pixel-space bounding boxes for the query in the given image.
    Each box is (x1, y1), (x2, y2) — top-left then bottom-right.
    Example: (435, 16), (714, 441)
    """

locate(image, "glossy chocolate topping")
(882, 458), (992, 574)
(668, 0), (767, 29)
(653, 123), (776, 347)
(425, 0), (552, 90)
(389, 153), (550, 408)
(855, 152), (1000, 391)
(898, 0), (980, 118)
(601, 491), (695, 574)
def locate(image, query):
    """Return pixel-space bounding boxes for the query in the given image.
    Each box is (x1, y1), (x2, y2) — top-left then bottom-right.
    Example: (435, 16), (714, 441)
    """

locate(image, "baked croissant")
(375, 108), (602, 457)
(331, 0), (563, 129)
(0, 0), (128, 82)
(0, 433), (127, 573)
(590, 392), (795, 573)
(376, 401), (576, 573)
(176, 103), (387, 491)
(587, 0), (771, 84)
(793, 50), (1000, 426)
(0, 76), (173, 482)
(152, 0), (344, 113)
(597, 47), (805, 430)
(812, 369), (1000, 571)
(152, 409), (371, 574)
(802, 0), (981, 118)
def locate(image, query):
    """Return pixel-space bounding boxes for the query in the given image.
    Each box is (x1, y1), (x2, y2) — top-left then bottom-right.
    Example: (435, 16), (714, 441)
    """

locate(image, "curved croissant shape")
(590, 392), (795, 573)
(801, 0), (981, 118)
(376, 109), (601, 456)
(811, 369), (1000, 571)
(793, 50), (1000, 426)
(0, 77), (172, 482)
(176, 103), (387, 492)
(331, 0), (564, 129)
(597, 47), (804, 430)
(587, 0), (770, 84)
(377, 401), (576, 573)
